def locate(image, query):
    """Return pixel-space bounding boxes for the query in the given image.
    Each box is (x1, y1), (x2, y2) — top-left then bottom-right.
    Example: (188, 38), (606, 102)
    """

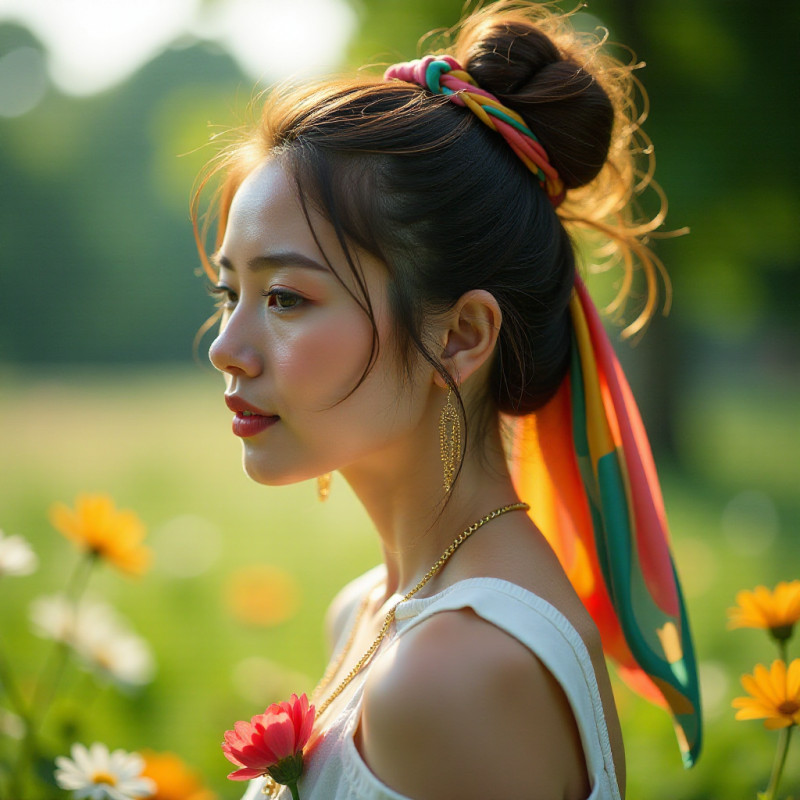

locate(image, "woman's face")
(208, 158), (434, 486)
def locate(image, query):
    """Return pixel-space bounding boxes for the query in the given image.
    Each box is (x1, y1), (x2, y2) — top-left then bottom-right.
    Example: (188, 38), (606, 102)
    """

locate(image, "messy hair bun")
(459, 17), (614, 190)
(195, 1), (667, 421)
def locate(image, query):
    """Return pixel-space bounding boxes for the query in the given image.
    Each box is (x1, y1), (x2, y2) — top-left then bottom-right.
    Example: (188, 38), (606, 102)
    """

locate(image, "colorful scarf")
(509, 278), (701, 766)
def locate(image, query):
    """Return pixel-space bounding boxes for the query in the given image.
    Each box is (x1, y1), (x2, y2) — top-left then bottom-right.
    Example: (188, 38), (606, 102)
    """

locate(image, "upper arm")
(358, 610), (592, 800)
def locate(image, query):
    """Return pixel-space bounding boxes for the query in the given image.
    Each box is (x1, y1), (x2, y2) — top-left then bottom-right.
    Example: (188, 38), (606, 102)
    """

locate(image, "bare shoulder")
(358, 609), (591, 800)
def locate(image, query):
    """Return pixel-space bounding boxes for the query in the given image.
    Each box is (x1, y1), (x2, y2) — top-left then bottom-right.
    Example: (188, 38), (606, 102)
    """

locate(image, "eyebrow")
(211, 251), (329, 274)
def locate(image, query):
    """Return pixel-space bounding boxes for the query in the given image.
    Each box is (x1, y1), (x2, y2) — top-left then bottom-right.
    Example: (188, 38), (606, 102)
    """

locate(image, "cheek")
(272, 312), (374, 405)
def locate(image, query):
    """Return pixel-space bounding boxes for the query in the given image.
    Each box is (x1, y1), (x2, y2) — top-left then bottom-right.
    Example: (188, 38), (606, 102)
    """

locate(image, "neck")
(339, 415), (522, 599)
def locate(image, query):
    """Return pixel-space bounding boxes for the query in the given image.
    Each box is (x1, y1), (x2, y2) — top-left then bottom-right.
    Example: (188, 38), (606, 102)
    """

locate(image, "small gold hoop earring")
(439, 388), (461, 493)
(317, 473), (332, 502)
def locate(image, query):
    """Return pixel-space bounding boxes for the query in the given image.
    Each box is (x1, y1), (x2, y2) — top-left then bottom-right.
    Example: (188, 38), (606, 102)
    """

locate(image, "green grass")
(0, 366), (797, 797)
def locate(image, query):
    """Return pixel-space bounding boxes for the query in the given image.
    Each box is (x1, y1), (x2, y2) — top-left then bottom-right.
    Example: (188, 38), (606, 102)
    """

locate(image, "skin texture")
(210, 158), (626, 799)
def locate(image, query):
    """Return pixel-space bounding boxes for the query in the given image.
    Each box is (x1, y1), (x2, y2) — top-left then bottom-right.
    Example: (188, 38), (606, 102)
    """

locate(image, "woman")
(196, 3), (701, 798)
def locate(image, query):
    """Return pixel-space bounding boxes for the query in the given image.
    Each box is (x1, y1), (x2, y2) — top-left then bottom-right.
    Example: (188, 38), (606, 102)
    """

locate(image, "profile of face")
(208, 159), (436, 487)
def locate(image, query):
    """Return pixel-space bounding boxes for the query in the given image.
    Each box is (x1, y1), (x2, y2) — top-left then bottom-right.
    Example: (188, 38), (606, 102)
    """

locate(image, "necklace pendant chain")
(313, 501), (529, 720)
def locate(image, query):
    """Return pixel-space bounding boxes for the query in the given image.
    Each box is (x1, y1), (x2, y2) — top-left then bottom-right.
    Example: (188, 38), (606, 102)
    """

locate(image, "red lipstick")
(224, 395), (279, 438)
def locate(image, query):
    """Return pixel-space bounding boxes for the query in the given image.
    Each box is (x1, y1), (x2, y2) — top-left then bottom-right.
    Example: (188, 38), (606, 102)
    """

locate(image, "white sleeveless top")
(242, 567), (621, 800)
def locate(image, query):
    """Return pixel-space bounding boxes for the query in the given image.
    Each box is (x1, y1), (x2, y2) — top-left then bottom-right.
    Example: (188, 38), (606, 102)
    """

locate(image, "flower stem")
(0, 636), (30, 720)
(12, 552), (97, 798)
(31, 552), (96, 719)
(776, 638), (788, 662)
(762, 725), (794, 800)
(288, 782), (301, 800)
(0, 633), (38, 800)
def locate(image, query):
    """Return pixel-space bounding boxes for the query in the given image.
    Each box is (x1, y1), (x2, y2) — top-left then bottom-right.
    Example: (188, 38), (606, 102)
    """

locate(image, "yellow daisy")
(50, 494), (150, 576)
(732, 659), (800, 730)
(727, 581), (800, 640)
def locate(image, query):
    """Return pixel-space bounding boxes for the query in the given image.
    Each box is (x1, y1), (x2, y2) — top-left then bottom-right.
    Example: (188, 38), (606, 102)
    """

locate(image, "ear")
(432, 290), (502, 389)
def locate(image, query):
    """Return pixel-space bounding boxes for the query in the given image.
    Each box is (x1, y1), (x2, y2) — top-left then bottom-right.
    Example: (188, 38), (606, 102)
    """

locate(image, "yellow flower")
(732, 659), (800, 730)
(50, 494), (150, 576)
(727, 581), (800, 641)
(140, 751), (216, 800)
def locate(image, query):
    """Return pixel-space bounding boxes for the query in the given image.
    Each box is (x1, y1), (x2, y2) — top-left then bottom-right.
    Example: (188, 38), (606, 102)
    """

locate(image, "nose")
(208, 312), (263, 379)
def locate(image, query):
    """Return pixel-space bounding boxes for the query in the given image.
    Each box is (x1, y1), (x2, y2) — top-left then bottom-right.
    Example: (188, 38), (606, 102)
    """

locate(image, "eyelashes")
(207, 283), (305, 312)
(207, 283), (237, 309)
(262, 288), (304, 310)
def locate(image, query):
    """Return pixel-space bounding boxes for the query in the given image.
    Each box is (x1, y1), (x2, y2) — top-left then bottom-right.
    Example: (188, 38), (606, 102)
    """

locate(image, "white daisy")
(75, 608), (156, 688)
(0, 529), (38, 577)
(54, 742), (155, 800)
(30, 594), (77, 643)
(30, 597), (155, 687)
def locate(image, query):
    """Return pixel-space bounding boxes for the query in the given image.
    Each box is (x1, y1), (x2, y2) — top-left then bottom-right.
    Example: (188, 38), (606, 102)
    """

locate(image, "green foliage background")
(1, 0), (798, 797)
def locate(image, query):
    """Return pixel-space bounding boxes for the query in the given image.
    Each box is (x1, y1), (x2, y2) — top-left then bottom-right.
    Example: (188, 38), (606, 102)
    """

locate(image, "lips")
(224, 395), (279, 438)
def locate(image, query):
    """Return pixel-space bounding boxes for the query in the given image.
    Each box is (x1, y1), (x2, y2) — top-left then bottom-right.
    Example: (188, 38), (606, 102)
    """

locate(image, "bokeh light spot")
(224, 563), (300, 627)
(0, 46), (47, 117)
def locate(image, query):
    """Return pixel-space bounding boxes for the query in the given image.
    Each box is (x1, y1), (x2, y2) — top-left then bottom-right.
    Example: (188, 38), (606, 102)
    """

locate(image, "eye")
(207, 283), (237, 309)
(263, 288), (304, 311)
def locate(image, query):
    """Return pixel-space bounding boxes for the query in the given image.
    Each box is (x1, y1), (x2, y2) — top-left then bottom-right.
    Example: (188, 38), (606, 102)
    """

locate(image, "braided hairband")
(386, 53), (702, 766)
(384, 54), (565, 206)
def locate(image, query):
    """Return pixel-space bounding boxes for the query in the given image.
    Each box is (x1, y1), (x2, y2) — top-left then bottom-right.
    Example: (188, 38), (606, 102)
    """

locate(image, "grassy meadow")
(0, 365), (798, 797)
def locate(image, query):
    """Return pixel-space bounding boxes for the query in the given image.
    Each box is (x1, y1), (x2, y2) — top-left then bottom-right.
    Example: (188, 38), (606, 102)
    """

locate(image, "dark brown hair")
(193, 1), (668, 425)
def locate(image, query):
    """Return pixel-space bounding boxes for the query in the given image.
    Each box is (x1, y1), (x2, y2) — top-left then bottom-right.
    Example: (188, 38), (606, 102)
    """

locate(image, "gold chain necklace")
(312, 501), (530, 720)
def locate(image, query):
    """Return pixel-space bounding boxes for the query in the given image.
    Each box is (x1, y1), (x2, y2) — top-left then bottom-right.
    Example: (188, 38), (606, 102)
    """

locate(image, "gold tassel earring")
(317, 473), (332, 502)
(439, 388), (461, 492)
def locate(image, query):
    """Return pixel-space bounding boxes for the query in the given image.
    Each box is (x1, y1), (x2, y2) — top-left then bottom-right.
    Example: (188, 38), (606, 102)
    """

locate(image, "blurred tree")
(0, 24), (245, 363)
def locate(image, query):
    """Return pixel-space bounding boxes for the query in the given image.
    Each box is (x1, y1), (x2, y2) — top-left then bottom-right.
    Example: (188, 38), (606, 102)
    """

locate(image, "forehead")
(222, 158), (307, 250)
(220, 157), (390, 300)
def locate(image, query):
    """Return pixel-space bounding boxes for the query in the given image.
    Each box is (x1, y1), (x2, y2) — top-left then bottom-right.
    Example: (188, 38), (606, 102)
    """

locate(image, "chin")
(240, 452), (310, 488)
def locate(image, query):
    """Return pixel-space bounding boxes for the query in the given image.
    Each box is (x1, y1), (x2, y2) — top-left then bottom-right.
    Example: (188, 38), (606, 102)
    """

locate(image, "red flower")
(222, 693), (314, 786)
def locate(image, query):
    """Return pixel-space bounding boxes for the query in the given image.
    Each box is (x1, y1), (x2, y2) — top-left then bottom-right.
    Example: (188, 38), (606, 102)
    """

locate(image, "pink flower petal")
(246, 741), (284, 767)
(297, 705), (315, 746)
(222, 746), (247, 768)
(263, 714), (297, 760)
(222, 741), (276, 770)
(223, 720), (254, 749)
(278, 693), (313, 750)
(227, 766), (267, 780)
(281, 695), (302, 743)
